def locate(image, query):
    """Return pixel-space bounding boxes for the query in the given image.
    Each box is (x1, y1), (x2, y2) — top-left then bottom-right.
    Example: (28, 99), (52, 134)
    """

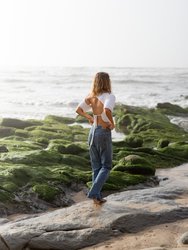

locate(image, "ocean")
(0, 67), (187, 121)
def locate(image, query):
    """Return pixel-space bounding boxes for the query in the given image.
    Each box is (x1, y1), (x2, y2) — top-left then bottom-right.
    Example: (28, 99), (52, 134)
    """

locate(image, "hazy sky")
(0, 0), (187, 68)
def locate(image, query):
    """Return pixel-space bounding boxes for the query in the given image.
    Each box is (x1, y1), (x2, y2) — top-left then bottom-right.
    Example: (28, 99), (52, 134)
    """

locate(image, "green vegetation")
(0, 102), (187, 208)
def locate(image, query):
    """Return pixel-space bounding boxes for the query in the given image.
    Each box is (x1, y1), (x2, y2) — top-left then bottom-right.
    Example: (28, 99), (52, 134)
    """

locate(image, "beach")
(0, 67), (188, 249)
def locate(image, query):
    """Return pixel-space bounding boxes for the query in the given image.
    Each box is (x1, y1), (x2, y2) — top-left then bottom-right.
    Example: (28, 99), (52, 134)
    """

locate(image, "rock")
(125, 134), (143, 147)
(0, 218), (9, 225)
(0, 239), (8, 250)
(0, 127), (15, 138)
(113, 154), (155, 176)
(44, 115), (75, 124)
(0, 118), (42, 129)
(157, 102), (188, 116)
(159, 142), (188, 160)
(140, 247), (167, 250)
(0, 146), (8, 153)
(178, 231), (188, 244)
(157, 139), (170, 148)
(0, 164), (188, 250)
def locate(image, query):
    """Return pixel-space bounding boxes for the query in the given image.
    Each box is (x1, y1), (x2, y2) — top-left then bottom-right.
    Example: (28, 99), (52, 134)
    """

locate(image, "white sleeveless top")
(78, 93), (116, 125)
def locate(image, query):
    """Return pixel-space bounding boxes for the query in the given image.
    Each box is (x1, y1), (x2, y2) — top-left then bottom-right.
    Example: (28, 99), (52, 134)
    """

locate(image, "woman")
(76, 72), (116, 205)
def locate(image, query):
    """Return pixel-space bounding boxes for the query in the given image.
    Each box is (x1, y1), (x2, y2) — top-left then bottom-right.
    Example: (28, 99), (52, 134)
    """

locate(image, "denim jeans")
(87, 125), (112, 199)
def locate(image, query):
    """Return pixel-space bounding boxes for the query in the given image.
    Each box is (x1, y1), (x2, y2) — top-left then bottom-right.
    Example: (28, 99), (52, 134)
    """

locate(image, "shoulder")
(106, 93), (116, 102)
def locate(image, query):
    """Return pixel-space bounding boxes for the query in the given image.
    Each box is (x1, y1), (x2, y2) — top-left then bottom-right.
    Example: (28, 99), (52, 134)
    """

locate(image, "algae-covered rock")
(157, 102), (188, 116)
(32, 184), (59, 202)
(159, 142), (188, 160)
(87, 171), (147, 191)
(0, 118), (42, 129)
(0, 146), (8, 153)
(0, 127), (15, 138)
(157, 139), (170, 148)
(125, 135), (143, 148)
(113, 155), (155, 176)
(0, 150), (62, 165)
(44, 115), (75, 124)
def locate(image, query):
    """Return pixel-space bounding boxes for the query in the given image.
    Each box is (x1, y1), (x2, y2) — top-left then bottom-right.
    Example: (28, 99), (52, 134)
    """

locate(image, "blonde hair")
(91, 72), (111, 96)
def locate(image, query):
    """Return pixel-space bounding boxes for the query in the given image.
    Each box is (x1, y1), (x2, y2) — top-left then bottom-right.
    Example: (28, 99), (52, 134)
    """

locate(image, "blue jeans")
(87, 125), (112, 199)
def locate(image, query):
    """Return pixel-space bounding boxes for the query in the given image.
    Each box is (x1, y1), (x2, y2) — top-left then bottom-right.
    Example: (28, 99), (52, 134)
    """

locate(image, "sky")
(0, 0), (187, 68)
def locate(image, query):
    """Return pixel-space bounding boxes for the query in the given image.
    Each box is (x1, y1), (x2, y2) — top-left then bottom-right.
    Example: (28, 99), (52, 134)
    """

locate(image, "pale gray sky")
(0, 0), (187, 68)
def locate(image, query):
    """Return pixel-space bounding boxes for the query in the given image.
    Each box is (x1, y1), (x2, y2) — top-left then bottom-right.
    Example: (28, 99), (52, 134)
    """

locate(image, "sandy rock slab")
(0, 164), (188, 250)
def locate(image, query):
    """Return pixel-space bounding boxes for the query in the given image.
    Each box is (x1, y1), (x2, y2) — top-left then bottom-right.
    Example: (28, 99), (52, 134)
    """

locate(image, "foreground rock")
(0, 163), (188, 250)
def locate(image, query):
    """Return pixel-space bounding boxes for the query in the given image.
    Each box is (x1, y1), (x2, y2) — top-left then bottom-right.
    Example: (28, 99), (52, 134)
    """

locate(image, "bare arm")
(104, 108), (115, 130)
(76, 107), (94, 124)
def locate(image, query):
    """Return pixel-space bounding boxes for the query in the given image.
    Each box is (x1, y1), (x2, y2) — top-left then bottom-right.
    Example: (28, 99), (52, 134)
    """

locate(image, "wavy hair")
(91, 72), (111, 96)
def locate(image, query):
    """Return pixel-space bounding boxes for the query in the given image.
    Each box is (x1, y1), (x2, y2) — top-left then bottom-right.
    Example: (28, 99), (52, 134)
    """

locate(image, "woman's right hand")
(87, 116), (94, 125)
(107, 122), (115, 130)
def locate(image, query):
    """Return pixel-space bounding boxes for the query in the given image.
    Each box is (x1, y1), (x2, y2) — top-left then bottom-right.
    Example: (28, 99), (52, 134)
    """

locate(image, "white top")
(78, 93), (116, 124)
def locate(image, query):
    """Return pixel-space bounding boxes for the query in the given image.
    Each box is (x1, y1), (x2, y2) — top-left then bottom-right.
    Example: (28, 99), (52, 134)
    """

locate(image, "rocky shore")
(0, 163), (188, 249)
(0, 102), (188, 216)
(0, 102), (188, 249)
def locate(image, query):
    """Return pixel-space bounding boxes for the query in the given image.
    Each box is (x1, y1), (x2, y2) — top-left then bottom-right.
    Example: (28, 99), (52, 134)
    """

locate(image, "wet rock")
(157, 139), (170, 148)
(0, 118), (42, 129)
(178, 231), (188, 244)
(113, 154), (155, 176)
(44, 115), (75, 124)
(125, 134), (143, 147)
(0, 127), (15, 138)
(157, 102), (188, 116)
(0, 146), (8, 153)
(0, 164), (188, 250)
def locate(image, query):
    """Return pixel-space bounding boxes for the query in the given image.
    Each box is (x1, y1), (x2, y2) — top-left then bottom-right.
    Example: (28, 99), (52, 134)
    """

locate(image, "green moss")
(15, 129), (29, 138)
(113, 154), (155, 176)
(157, 139), (170, 148)
(0, 150), (62, 165)
(2, 182), (18, 192)
(32, 184), (59, 201)
(87, 171), (147, 191)
(0, 189), (12, 202)
(44, 115), (75, 124)
(156, 102), (188, 115)
(159, 143), (188, 160)
(61, 154), (90, 169)
(125, 135), (143, 148)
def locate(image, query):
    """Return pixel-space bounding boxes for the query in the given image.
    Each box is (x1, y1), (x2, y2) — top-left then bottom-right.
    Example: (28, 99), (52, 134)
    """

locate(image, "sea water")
(0, 67), (187, 120)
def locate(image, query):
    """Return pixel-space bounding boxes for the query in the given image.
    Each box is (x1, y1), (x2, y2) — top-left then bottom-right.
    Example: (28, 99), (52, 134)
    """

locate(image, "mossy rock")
(32, 184), (59, 201)
(125, 135), (143, 148)
(87, 171), (147, 191)
(0, 127), (15, 138)
(61, 154), (90, 169)
(48, 141), (87, 155)
(15, 129), (29, 138)
(0, 138), (43, 152)
(1, 166), (32, 186)
(157, 139), (170, 148)
(157, 102), (188, 115)
(0, 118), (42, 129)
(2, 182), (18, 192)
(29, 128), (73, 141)
(159, 142), (188, 160)
(44, 115), (75, 124)
(0, 189), (12, 202)
(113, 154), (155, 176)
(0, 145), (8, 153)
(0, 150), (63, 165)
